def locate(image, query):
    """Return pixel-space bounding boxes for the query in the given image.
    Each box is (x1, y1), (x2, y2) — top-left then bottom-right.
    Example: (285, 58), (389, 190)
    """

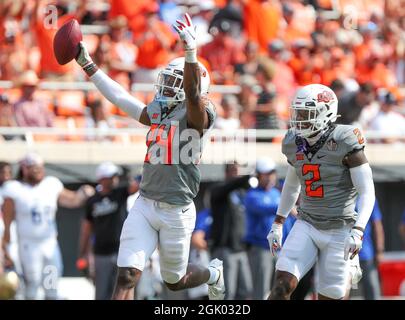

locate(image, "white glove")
(76, 41), (93, 68)
(267, 223), (283, 257)
(173, 13), (197, 51)
(344, 228), (363, 261)
(173, 13), (197, 63)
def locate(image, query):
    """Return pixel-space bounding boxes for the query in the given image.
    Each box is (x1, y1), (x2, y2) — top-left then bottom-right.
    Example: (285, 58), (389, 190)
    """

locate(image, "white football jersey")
(2, 176), (64, 240)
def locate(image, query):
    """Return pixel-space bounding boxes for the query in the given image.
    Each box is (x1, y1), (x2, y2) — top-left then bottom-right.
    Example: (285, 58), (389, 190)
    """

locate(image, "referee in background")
(77, 162), (139, 300)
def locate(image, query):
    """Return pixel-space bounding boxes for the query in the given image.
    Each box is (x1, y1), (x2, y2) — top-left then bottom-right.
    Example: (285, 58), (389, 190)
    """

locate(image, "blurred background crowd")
(0, 0), (404, 141)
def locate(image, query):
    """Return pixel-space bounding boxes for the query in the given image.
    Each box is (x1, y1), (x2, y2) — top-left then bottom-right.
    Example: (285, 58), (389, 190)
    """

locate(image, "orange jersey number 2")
(302, 164), (324, 198)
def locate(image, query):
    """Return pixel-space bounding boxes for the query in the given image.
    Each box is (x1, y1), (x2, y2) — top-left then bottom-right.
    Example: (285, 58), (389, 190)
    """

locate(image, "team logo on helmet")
(317, 91), (334, 103)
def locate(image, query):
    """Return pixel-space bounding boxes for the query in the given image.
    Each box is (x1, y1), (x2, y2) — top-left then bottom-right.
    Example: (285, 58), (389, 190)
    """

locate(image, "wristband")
(83, 62), (97, 73)
(185, 50), (198, 63)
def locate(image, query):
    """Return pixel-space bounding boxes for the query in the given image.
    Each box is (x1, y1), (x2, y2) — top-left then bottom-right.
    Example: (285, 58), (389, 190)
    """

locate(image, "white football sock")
(207, 266), (220, 285)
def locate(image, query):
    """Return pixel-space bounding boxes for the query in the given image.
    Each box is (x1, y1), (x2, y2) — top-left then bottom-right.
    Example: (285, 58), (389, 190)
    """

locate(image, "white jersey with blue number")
(2, 177), (64, 240)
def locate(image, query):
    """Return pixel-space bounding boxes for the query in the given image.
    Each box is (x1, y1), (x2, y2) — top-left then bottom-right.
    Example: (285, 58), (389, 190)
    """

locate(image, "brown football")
(53, 19), (82, 65)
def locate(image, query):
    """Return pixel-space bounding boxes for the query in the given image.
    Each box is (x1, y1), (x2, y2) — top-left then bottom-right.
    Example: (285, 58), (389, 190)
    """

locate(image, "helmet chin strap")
(166, 100), (180, 109)
(305, 131), (323, 146)
(305, 121), (336, 145)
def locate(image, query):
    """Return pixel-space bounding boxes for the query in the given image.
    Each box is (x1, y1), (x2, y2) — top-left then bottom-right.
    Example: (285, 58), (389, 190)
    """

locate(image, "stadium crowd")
(0, 0), (404, 140)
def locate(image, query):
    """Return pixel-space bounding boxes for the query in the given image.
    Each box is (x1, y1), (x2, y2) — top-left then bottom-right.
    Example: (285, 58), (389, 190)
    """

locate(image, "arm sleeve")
(90, 69), (145, 121)
(350, 163), (375, 230)
(276, 165), (301, 218)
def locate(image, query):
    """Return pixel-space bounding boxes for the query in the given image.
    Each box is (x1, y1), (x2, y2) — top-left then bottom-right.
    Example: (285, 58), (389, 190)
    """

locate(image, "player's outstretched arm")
(344, 149), (375, 260)
(75, 42), (150, 126)
(58, 185), (95, 208)
(267, 164), (301, 256)
(174, 14), (209, 135)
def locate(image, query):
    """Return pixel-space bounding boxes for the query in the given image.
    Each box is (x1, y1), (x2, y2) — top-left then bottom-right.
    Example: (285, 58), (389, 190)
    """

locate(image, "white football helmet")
(290, 84), (339, 138)
(154, 57), (210, 108)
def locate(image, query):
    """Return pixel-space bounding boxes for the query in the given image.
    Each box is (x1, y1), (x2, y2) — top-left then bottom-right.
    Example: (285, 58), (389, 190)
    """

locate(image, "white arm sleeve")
(90, 69), (145, 121)
(350, 163), (375, 230)
(277, 164), (301, 218)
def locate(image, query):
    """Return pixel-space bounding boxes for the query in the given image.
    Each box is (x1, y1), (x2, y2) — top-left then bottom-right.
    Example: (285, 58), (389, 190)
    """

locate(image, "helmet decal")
(317, 91), (335, 103)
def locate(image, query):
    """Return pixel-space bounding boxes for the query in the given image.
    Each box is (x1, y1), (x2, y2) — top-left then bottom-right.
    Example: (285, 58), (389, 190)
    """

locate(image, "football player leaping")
(267, 84), (374, 300)
(75, 14), (225, 300)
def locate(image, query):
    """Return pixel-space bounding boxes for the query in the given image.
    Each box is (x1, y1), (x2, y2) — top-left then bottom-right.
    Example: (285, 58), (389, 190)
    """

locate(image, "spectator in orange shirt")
(133, 3), (175, 83)
(243, 0), (281, 53)
(353, 22), (380, 71)
(106, 15), (138, 81)
(109, 0), (150, 37)
(0, 18), (27, 80)
(288, 40), (316, 86)
(278, 3), (311, 46)
(356, 48), (397, 89)
(13, 70), (53, 128)
(320, 47), (354, 86)
(0, 2), (32, 80)
(32, 0), (86, 79)
(200, 21), (245, 84)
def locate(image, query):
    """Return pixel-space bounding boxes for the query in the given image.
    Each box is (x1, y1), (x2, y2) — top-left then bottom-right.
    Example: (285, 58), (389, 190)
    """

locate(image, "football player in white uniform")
(1, 153), (94, 299)
(0, 161), (12, 275)
(74, 14), (225, 300)
(267, 84), (375, 300)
